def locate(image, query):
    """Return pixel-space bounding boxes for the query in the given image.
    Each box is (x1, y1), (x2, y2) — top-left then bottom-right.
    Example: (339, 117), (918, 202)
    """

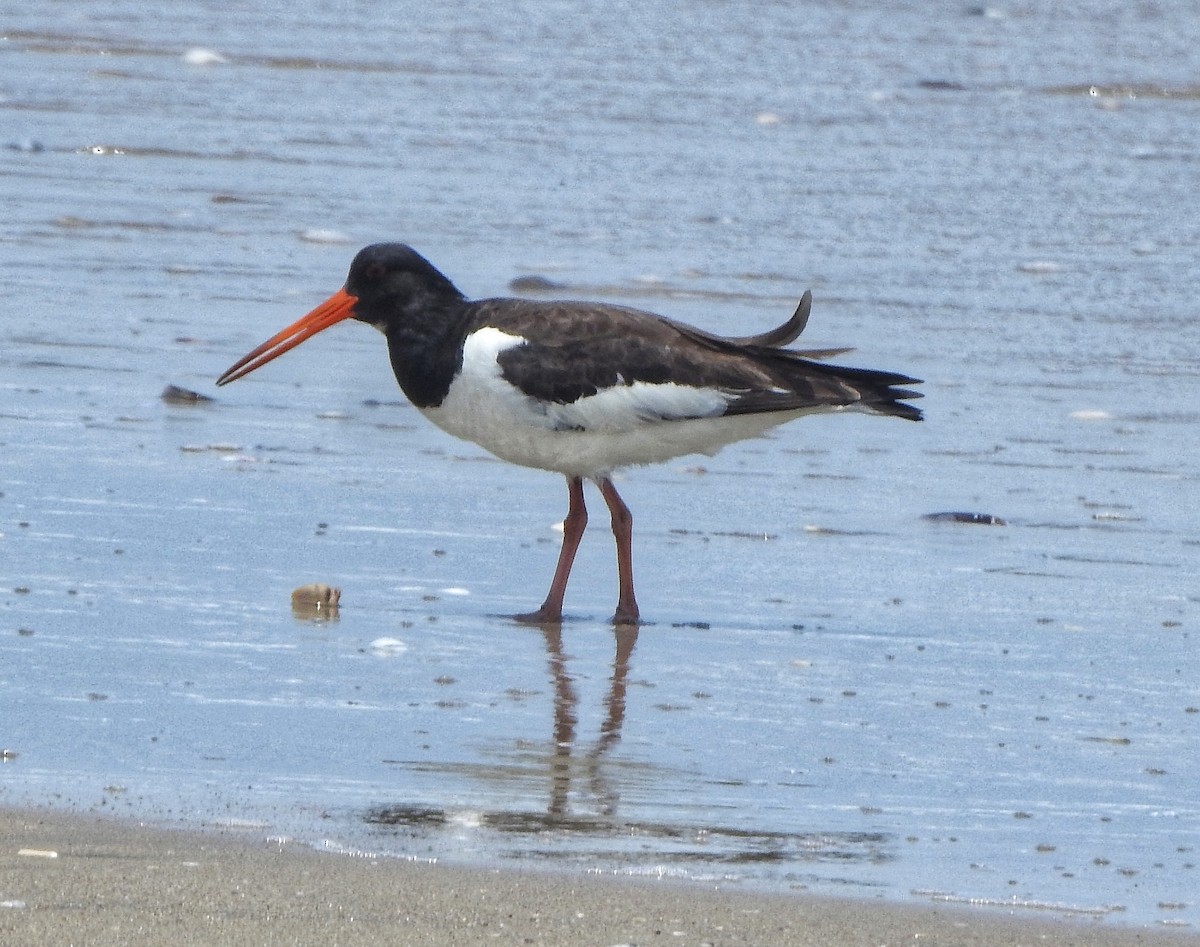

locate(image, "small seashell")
(291, 583), (341, 619)
(182, 48), (228, 66)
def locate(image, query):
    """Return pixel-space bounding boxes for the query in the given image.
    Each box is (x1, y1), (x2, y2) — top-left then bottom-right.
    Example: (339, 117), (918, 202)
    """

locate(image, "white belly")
(423, 400), (821, 475)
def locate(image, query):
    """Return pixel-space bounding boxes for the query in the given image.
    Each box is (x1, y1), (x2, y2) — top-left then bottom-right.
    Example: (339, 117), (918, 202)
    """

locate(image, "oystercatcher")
(217, 243), (922, 625)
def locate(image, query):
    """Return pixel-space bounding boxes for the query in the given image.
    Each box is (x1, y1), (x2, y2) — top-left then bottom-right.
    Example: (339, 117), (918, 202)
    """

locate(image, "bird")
(216, 243), (922, 626)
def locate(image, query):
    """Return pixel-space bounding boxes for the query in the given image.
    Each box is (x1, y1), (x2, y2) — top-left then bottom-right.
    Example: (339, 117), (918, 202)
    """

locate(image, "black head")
(216, 243), (466, 386)
(343, 243), (466, 331)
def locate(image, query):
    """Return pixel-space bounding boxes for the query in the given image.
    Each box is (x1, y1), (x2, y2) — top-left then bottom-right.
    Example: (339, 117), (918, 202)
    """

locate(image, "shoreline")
(1, 806), (1195, 946)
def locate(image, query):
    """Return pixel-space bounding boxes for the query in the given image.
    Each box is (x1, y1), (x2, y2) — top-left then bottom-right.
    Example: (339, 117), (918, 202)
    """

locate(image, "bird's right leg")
(514, 475), (587, 625)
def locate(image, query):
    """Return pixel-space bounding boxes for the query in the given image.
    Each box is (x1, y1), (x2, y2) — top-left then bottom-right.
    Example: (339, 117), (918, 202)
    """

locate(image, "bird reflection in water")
(367, 623), (641, 834)
(543, 622), (638, 819)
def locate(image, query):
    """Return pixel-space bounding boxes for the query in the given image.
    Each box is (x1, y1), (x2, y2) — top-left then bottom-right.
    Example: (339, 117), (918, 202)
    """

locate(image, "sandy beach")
(1, 808), (1194, 947)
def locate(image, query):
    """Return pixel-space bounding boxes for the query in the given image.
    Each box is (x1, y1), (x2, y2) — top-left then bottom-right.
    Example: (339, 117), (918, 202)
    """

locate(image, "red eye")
(365, 261), (388, 281)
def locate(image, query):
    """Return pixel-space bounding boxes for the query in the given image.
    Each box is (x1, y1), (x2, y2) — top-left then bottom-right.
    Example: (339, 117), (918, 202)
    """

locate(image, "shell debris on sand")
(368, 637), (408, 656)
(182, 47), (228, 66)
(291, 583), (341, 619)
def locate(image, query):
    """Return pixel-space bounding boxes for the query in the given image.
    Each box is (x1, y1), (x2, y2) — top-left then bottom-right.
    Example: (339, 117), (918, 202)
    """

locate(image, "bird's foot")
(512, 606), (641, 626)
(512, 606), (563, 626)
(611, 606), (641, 627)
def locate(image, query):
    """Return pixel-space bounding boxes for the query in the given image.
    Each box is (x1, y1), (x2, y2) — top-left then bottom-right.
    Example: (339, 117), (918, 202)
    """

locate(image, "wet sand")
(1, 808), (1193, 947)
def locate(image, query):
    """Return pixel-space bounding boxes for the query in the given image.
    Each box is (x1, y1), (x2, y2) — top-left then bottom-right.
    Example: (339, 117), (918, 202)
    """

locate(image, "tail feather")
(805, 360), (924, 421)
(729, 291), (811, 347)
(699, 292), (923, 421)
(723, 355), (924, 422)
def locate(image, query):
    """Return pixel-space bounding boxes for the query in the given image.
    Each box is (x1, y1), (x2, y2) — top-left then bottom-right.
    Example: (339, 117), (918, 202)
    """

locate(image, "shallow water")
(3, 0), (1199, 930)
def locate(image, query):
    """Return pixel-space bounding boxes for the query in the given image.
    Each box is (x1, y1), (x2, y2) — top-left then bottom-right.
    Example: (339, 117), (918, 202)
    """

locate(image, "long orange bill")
(216, 288), (358, 386)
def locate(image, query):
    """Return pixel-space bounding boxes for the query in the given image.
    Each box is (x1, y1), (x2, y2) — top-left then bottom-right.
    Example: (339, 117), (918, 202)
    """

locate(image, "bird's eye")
(364, 261), (388, 281)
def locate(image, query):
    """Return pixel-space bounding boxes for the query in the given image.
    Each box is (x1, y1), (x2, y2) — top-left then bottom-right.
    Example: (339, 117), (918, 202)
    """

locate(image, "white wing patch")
(462, 325), (527, 371)
(547, 381), (731, 432)
(433, 326), (542, 426)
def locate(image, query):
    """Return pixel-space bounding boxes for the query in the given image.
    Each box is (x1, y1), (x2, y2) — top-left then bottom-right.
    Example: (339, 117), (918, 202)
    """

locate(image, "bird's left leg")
(597, 477), (640, 626)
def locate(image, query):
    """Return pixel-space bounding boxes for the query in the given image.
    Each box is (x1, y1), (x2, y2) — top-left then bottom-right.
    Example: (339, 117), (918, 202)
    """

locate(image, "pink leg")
(515, 476), (587, 625)
(597, 477), (640, 625)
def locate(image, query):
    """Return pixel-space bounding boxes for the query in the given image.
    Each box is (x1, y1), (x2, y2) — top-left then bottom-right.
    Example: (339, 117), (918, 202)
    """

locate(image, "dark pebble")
(161, 384), (214, 405)
(922, 511), (1006, 526)
(509, 275), (567, 293)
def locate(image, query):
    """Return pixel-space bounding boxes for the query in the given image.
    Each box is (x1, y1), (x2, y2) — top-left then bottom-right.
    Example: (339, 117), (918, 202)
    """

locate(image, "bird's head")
(216, 243), (463, 386)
